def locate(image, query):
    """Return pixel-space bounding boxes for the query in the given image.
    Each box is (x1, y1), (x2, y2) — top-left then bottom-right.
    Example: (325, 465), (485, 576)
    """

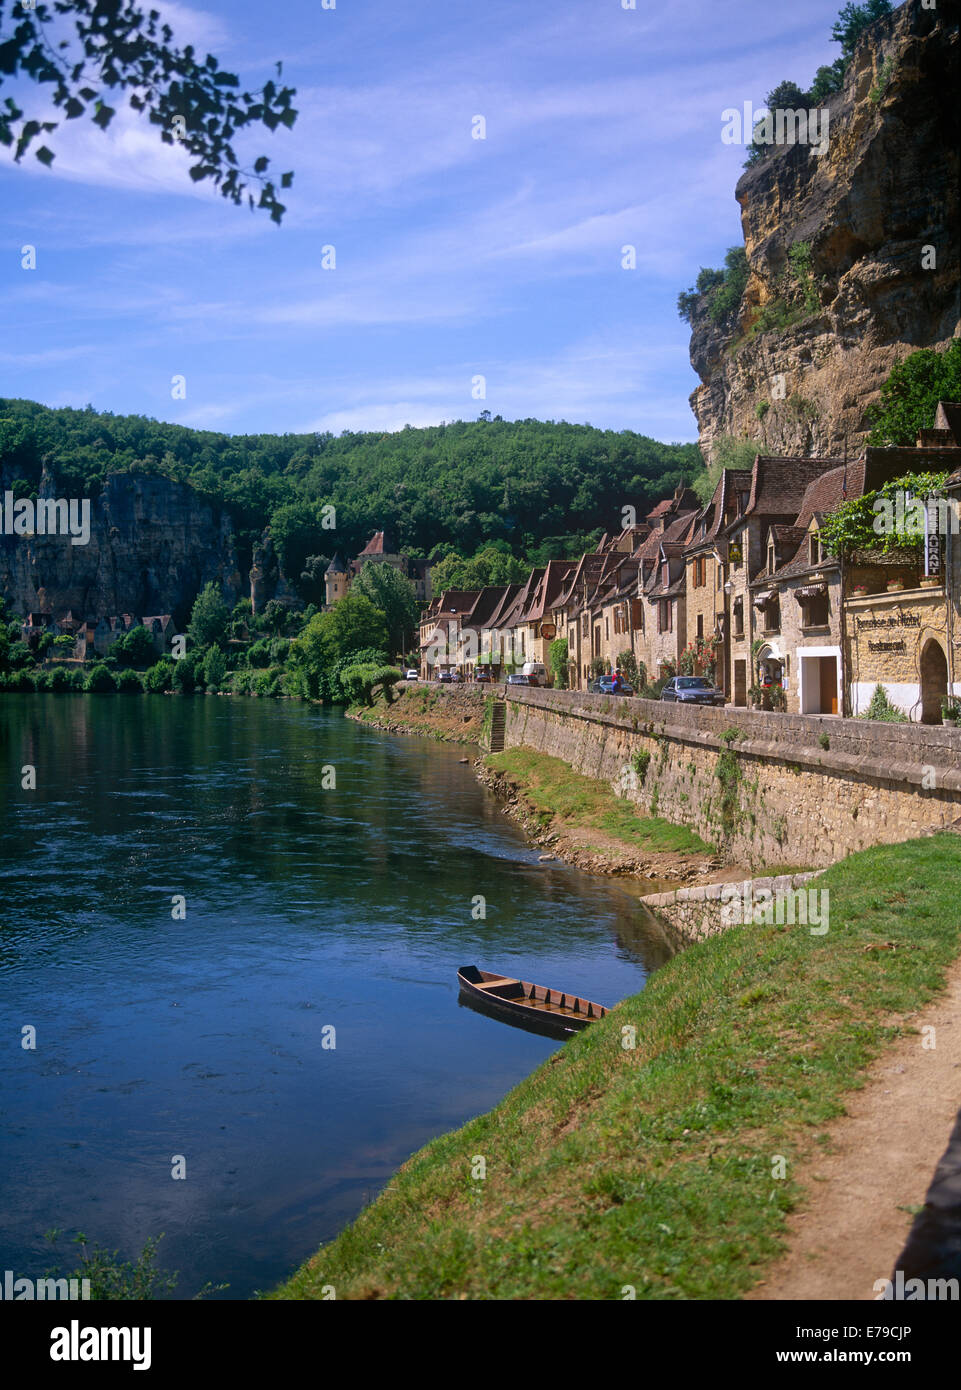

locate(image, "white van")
(521, 662), (549, 687)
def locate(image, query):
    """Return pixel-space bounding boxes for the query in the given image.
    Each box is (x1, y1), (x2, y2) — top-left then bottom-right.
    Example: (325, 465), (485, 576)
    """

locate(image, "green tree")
(832, 1), (893, 66)
(110, 624), (156, 668)
(290, 594), (388, 702)
(172, 658), (196, 694)
(188, 583), (229, 650)
(0, 0), (296, 221)
(143, 658), (174, 693)
(116, 668), (143, 693)
(269, 501), (330, 584)
(202, 645), (226, 691)
(549, 637), (569, 689)
(84, 663), (117, 693)
(352, 562), (419, 656)
(866, 340), (961, 447)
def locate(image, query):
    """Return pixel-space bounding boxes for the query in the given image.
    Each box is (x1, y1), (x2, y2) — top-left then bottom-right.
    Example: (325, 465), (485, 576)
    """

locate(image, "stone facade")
(845, 586), (956, 721)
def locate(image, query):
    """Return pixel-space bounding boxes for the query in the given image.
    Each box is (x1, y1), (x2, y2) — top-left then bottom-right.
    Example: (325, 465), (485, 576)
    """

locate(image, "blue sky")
(1, 0), (850, 443)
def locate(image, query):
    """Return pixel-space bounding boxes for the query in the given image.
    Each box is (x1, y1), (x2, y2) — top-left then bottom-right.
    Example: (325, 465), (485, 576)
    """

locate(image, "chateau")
(324, 530), (432, 608)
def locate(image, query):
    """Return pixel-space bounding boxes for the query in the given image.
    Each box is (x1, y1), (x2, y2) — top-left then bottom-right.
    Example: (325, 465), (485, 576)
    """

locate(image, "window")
(658, 601), (672, 633)
(696, 614), (704, 640)
(803, 591), (829, 627)
(733, 597), (744, 637)
(763, 598), (780, 633)
(768, 545), (776, 575)
(692, 555), (707, 588)
(809, 533), (820, 566)
(730, 540), (743, 570)
(605, 617), (609, 640)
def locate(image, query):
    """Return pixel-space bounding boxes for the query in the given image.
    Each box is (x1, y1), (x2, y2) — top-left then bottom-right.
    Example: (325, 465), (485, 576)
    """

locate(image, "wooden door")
(819, 657), (838, 714)
(734, 659), (746, 707)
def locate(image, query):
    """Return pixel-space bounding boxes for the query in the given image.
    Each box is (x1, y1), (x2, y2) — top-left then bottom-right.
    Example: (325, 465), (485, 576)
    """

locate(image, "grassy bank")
(347, 683), (487, 743)
(485, 746), (712, 857)
(272, 833), (961, 1299)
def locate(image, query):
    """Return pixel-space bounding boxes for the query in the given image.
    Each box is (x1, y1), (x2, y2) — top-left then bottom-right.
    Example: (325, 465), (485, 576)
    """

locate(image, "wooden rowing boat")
(457, 965), (608, 1036)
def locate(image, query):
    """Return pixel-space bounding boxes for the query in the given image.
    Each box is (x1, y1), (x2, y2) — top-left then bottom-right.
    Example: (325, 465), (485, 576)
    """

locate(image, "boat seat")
(478, 977), (520, 990)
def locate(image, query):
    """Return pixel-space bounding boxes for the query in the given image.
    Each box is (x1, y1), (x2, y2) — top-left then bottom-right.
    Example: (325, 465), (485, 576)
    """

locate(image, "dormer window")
(809, 532), (820, 566)
(768, 545), (776, 574)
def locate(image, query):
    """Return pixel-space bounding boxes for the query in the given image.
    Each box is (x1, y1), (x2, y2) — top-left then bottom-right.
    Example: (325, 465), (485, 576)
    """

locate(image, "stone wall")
(503, 687), (961, 868)
(640, 872), (823, 947)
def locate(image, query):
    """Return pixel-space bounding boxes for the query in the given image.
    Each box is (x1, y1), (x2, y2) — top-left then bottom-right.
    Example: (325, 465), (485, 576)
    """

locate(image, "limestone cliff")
(0, 464), (243, 625)
(689, 0), (959, 463)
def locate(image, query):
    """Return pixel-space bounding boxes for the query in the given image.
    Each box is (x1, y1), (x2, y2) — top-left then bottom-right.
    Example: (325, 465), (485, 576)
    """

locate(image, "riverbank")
(272, 832), (961, 1300)
(345, 682), (487, 743)
(478, 747), (726, 885)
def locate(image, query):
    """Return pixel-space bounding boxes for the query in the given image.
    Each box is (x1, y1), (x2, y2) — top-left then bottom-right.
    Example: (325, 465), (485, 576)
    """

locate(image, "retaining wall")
(503, 689), (961, 868)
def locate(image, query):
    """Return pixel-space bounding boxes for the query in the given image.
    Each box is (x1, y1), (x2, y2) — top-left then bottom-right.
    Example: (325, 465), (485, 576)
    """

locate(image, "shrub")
(202, 645), (227, 691)
(172, 659), (196, 694)
(143, 659), (174, 693)
(84, 664), (117, 694)
(50, 665), (79, 692)
(631, 749), (651, 782)
(116, 668), (144, 694)
(859, 683), (908, 723)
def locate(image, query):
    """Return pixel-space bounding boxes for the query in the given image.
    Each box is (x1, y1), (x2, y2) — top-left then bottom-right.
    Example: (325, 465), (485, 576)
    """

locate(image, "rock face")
(690, 0), (960, 463)
(0, 465), (243, 625)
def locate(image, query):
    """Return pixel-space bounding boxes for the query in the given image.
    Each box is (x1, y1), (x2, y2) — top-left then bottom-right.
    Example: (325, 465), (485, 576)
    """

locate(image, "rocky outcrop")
(690, 0), (960, 462)
(0, 464), (243, 625)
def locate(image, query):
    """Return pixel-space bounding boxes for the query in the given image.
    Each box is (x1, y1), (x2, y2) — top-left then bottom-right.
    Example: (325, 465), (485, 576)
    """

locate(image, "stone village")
(415, 401), (961, 724)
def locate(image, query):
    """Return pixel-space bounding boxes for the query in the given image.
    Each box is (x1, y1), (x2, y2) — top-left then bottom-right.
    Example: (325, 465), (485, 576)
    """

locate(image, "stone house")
(550, 552), (608, 688)
(683, 468), (752, 694)
(843, 421), (961, 721)
(723, 455), (843, 708)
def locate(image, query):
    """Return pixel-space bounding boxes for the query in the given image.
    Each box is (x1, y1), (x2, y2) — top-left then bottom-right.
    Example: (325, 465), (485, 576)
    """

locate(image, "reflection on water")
(0, 695), (671, 1298)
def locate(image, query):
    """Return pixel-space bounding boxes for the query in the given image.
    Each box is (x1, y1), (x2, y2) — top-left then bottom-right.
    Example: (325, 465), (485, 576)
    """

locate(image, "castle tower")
(325, 554), (349, 607)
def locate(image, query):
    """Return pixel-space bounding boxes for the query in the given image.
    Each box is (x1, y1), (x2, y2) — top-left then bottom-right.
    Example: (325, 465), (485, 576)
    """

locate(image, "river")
(0, 694), (670, 1298)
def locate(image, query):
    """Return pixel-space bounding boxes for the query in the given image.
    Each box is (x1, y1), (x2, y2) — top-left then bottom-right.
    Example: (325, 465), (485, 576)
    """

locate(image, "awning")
(795, 584), (826, 600)
(753, 590), (776, 608)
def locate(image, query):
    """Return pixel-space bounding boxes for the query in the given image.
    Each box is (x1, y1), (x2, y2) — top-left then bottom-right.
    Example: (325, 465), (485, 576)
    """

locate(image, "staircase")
(488, 700), (506, 752)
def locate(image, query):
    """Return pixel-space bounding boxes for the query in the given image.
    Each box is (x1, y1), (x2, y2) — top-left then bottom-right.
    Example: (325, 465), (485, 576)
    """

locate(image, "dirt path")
(748, 954), (961, 1301)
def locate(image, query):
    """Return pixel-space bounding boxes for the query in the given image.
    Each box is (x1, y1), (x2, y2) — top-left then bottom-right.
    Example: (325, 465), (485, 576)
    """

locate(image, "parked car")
(474, 668), (492, 683)
(596, 674), (632, 695)
(437, 671), (454, 682)
(506, 673), (530, 685)
(660, 676), (725, 706)
(404, 669), (419, 681)
(521, 662), (548, 687)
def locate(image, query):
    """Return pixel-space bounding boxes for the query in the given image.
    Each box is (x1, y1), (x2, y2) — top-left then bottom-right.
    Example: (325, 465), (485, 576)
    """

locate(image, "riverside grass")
(272, 833), (961, 1300)
(486, 746), (712, 855)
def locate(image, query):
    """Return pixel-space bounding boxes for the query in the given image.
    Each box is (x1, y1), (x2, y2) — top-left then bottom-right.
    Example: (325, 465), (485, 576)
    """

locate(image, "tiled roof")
(744, 456), (844, 519)
(792, 462), (867, 531)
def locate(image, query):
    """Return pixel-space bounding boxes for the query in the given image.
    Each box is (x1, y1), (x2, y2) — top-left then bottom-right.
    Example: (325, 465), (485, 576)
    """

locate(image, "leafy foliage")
(742, 0), (892, 168)
(0, 400), (700, 573)
(866, 340), (961, 447)
(351, 561), (419, 657)
(818, 471), (949, 559)
(677, 248), (747, 327)
(859, 683), (908, 723)
(187, 582), (229, 650)
(0, 0), (296, 221)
